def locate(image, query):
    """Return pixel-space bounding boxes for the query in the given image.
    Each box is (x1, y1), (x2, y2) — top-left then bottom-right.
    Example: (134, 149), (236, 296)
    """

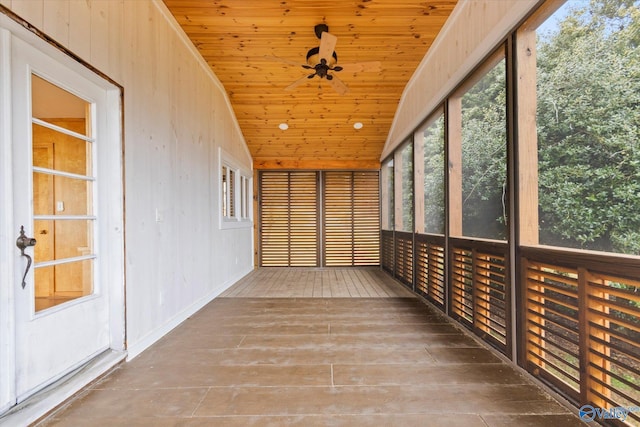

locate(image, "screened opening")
(450, 48), (507, 241)
(415, 110), (445, 235)
(534, 1), (640, 255)
(395, 140), (414, 232)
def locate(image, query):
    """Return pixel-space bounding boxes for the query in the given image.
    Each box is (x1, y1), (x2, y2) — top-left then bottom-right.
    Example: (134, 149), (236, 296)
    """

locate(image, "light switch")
(56, 201), (64, 212)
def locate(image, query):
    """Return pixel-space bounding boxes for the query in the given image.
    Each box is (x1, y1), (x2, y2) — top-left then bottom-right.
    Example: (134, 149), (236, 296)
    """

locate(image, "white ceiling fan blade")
(285, 75), (312, 91)
(338, 61), (382, 73)
(319, 31), (338, 63)
(327, 74), (349, 95)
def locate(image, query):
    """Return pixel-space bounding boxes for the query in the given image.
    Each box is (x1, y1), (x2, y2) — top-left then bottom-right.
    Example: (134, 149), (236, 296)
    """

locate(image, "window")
(240, 175), (251, 220)
(219, 149), (252, 228)
(221, 165), (234, 219)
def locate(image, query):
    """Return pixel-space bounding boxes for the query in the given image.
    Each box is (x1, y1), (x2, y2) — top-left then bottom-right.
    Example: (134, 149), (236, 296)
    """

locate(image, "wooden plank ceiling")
(163, 0), (457, 169)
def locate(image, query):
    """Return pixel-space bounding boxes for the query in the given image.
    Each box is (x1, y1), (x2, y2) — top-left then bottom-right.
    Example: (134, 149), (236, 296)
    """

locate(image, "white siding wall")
(1, 0), (253, 358)
(382, 0), (538, 159)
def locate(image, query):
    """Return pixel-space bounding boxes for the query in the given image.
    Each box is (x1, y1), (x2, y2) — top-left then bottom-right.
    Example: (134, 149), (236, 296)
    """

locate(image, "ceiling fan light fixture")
(306, 47), (338, 67)
(353, 122), (363, 130)
(279, 123), (289, 131)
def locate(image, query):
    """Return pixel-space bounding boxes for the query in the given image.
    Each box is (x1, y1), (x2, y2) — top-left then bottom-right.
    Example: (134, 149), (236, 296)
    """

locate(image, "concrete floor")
(39, 269), (586, 426)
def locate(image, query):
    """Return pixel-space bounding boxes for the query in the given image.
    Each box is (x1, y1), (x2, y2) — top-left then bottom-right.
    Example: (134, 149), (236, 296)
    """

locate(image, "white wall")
(0, 0), (254, 358)
(382, 0), (538, 159)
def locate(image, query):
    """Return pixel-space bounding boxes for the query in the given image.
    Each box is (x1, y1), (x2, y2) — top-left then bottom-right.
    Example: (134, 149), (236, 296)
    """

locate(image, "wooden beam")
(516, 25), (539, 245)
(447, 96), (462, 236)
(254, 158), (380, 170)
(414, 127), (425, 234)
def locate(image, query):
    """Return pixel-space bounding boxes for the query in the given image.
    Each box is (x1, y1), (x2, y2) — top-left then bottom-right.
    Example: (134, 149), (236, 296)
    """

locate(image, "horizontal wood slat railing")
(387, 232), (511, 356)
(415, 234), (446, 310)
(521, 246), (640, 424)
(381, 230), (394, 275)
(449, 238), (510, 356)
(384, 232), (639, 425)
(394, 231), (414, 288)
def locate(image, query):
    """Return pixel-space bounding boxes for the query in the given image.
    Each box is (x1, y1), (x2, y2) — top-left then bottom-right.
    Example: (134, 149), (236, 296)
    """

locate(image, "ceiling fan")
(267, 24), (382, 95)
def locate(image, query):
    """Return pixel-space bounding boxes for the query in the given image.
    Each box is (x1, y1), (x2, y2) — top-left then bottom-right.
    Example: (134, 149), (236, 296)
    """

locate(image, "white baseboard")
(126, 268), (253, 361)
(0, 349), (126, 426)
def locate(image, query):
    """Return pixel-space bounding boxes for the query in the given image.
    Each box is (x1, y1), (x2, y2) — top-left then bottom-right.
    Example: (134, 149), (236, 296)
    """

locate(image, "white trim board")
(126, 267), (254, 360)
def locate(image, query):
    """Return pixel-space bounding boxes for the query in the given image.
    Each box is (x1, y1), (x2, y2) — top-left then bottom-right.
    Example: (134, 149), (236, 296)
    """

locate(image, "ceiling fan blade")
(318, 31), (338, 63)
(264, 55), (305, 67)
(337, 61), (382, 73)
(326, 73), (349, 95)
(285, 75), (312, 91)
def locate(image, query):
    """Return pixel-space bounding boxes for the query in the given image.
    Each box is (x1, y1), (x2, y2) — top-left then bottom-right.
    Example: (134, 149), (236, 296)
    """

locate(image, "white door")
(10, 36), (118, 402)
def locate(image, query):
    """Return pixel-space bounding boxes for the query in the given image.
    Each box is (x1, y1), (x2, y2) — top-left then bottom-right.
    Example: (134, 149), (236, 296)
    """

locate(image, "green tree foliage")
(537, 0), (640, 254)
(422, 115), (445, 234)
(461, 59), (508, 240)
(400, 142), (414, 231)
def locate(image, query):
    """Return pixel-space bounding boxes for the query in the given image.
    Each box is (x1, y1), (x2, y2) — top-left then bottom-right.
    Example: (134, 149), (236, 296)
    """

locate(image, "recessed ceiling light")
(279, 123), (289, 131)
(353, 122), (363, 130)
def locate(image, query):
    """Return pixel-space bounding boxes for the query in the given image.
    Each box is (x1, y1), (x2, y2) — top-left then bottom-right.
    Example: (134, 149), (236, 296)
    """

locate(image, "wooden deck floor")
(39, 268), (585, 426)
(220, 267), (415, 298)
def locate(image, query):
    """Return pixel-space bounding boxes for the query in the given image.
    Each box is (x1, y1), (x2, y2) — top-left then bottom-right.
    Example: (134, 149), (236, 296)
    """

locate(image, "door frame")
(0, 10), (125, 415)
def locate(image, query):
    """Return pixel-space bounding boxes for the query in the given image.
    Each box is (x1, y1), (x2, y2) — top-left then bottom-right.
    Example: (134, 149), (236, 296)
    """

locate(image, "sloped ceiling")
(163, 0), (458, 169)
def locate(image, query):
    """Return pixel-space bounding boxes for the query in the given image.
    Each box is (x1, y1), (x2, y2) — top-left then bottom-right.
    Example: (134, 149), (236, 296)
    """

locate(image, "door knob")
(16, 226), (37, 289)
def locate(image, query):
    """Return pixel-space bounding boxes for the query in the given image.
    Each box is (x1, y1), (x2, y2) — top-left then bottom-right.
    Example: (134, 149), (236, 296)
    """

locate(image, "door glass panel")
(33, 260), (94, 312)
(31, 73), (95, 312)
(32, 123), (92, 176)
(32, 173), (93, 216)
(32, 75), (90, 136)
(33, 220), (94, 262)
